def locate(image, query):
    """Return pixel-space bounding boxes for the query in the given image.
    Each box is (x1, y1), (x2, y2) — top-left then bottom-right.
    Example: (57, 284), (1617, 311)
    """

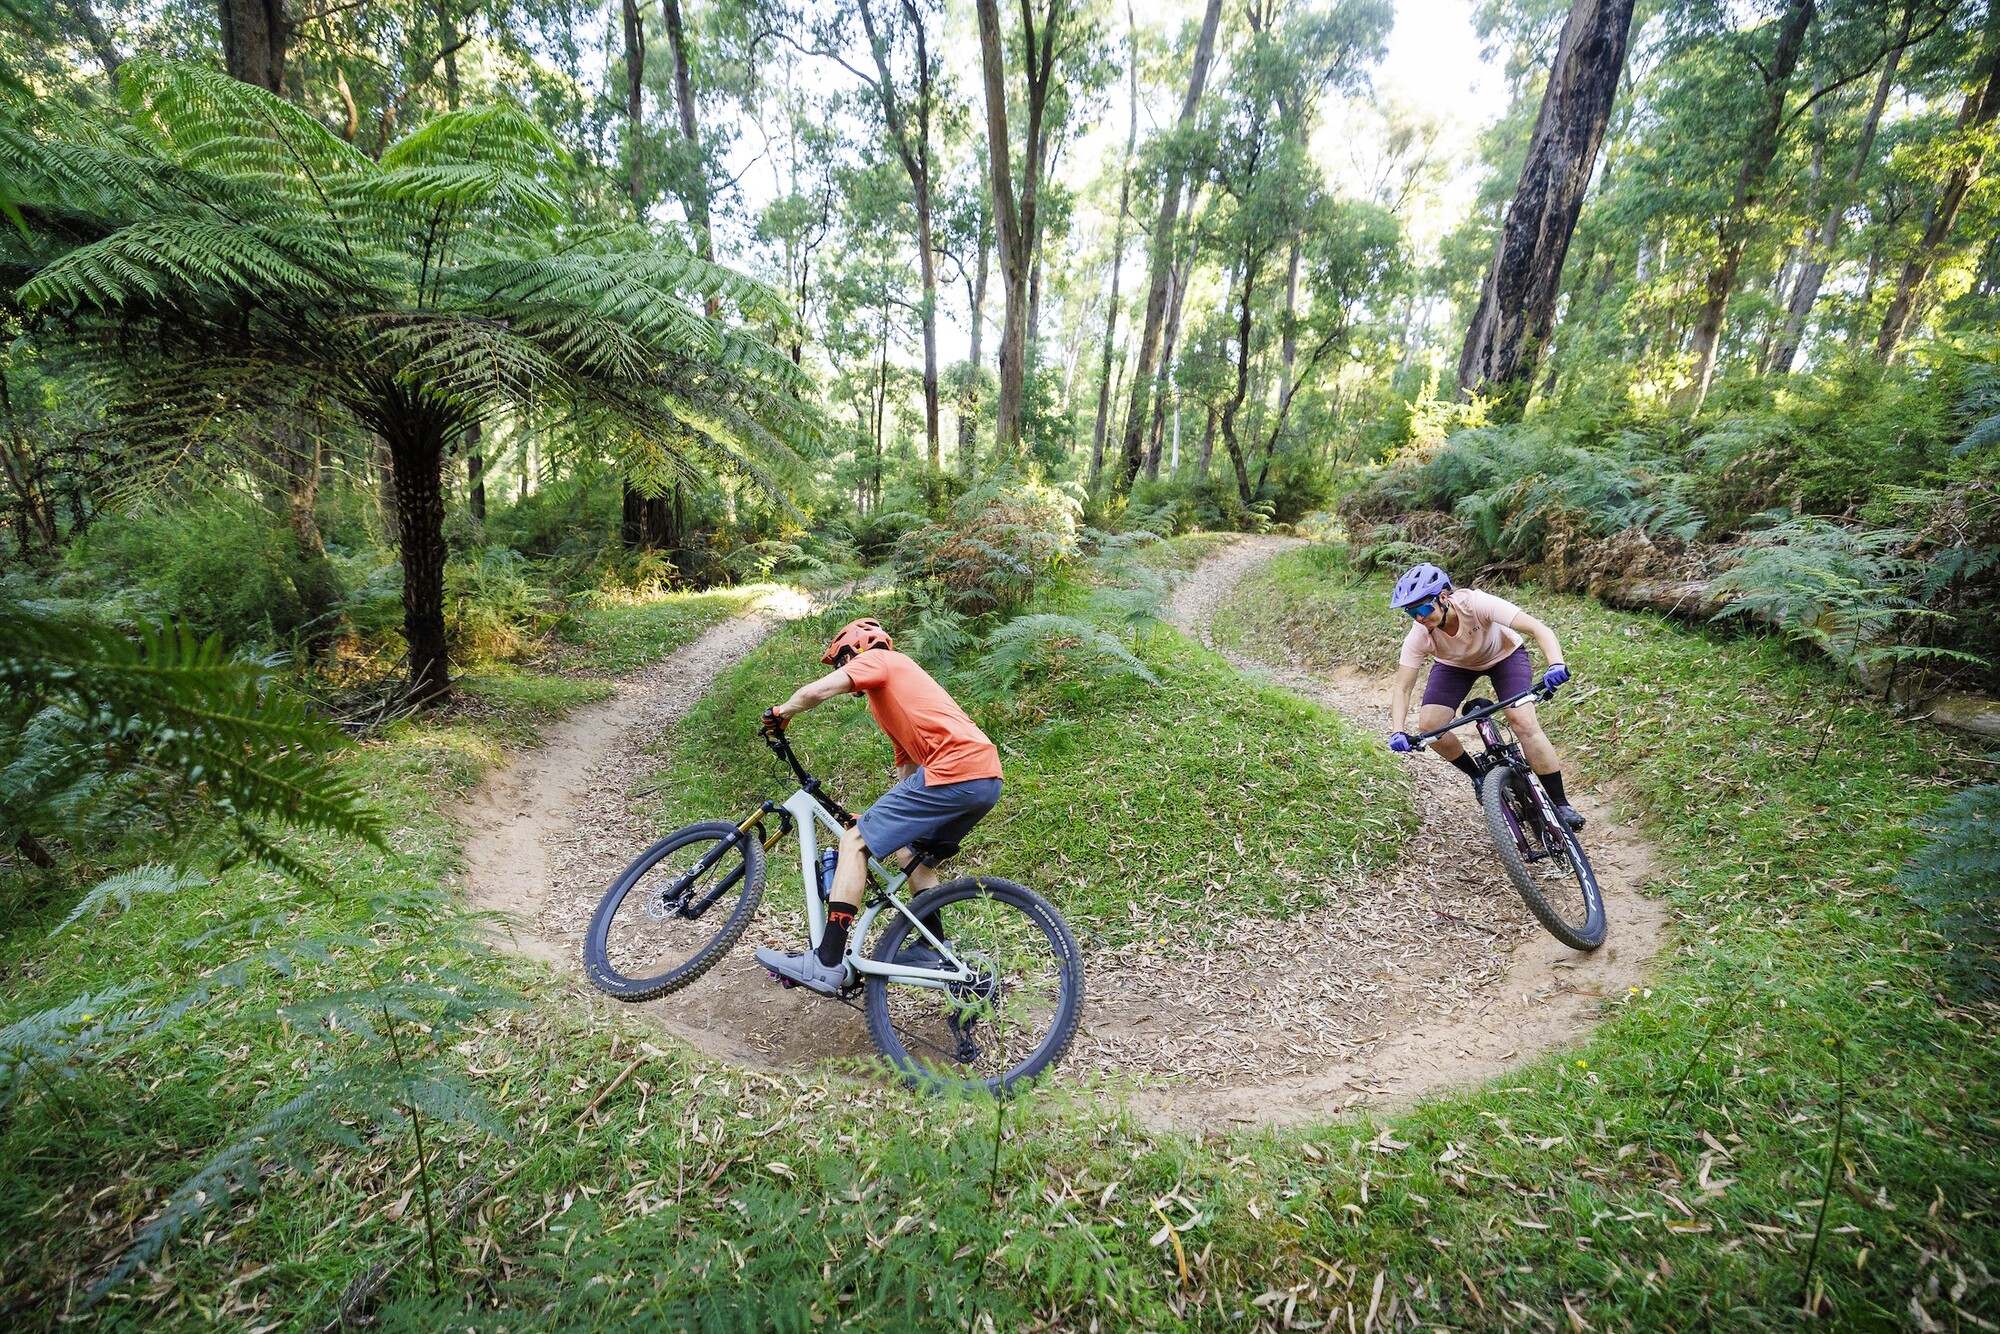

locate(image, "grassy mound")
(10, 552), (1998, 1330)
(642, 601), (1410, 945)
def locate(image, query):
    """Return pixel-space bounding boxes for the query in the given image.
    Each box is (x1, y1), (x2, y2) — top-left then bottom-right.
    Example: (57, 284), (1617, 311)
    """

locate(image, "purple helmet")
(1390, 562), (1452, 609)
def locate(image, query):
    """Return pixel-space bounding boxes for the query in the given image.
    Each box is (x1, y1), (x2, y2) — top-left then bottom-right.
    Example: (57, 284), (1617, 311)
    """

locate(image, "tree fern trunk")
(388, 428), (451, 704)
(465, 423), (485, 522)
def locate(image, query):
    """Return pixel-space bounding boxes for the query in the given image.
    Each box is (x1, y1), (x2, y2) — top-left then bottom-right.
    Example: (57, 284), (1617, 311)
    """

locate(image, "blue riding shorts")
(1420, 645), (1534, 710)
(856, 768), (1002, 866)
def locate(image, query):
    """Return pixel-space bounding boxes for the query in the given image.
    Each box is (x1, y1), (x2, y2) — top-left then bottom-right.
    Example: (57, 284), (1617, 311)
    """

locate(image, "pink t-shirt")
(1399, 589), (1525, 671)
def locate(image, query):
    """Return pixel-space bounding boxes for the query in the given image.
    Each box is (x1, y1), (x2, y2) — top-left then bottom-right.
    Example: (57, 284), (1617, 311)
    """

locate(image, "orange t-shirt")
(841, 649), (1002, 786)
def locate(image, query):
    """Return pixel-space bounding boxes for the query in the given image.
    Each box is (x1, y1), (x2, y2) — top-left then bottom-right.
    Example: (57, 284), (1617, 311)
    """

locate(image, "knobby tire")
(583, 820), (767, 1001)
(1480, 767), (1606, 951)
(863, 876), (1084, 1096)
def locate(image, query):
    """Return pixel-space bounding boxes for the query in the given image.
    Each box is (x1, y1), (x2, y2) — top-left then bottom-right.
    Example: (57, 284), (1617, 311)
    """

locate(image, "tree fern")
(0, 599), (384, 880)
(5, 56), (823, 703)
(970, 614), (1159, 694)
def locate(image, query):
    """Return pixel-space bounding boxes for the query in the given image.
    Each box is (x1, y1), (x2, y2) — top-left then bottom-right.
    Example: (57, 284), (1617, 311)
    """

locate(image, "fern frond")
(50, 864), (205, 936)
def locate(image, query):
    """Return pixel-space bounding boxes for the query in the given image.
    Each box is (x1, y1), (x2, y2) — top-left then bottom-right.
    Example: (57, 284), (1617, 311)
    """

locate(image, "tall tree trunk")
(1144, 254), (1191, 480)
(1877, 1), (2000, 359)
(0, 372), (57, 555)
(465, 422), (485, 521)
(856, 0), (942, 471)
(1118, 0), (1224, 488)
(622, 481), (644, 547)
(960, 206), (990, 476)
(1456, 0), (1637, 416)
(1218, 254), (1258, 506)
(974, 0), (1062, 462)
(1090, 2), (1140, 486)
(387, 425), (452, 703)
(622, 0), (647, 209)
(621, 0), (651, 546)
(1195, 405), (1216, 482)
(1679, 0), (1816, 411)
(64, 0), (121, 86)
(1772, 9), (1907, 373)
(435, 0), (462, 110)
(217, 0), (291, 93)
(662, 0), (714, 269)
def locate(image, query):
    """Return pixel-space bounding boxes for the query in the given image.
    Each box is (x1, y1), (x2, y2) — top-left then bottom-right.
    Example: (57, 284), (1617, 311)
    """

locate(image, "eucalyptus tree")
(792, 0), (955, 472)
(1193, 0), (1390, 503)
(1456, 0), (1636, 414)
(1114, 0), (1221, 490)
(3, 59), (815, 703)
(1877, 0), (2000, 358)
(973, 0), (1070, 460)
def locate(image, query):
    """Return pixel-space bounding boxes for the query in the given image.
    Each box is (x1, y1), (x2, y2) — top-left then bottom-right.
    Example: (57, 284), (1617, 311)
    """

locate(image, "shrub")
(445, 547), (562, 664)
(894, 476), (1081, 617)
(64, 500), (345, 653)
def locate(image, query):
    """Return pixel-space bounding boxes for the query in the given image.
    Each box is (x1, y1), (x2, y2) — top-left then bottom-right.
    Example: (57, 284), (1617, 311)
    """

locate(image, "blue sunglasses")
(1404, 601), (1438, 619)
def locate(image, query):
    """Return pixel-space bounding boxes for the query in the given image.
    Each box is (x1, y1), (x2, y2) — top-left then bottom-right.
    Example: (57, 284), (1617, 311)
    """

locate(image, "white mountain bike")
(581, 725), (1084, 1094)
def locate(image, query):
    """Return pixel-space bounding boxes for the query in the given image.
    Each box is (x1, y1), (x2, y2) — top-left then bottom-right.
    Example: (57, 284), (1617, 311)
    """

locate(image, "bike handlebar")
(1409, 679), (1559, 749)
(759, 722), (857, 828)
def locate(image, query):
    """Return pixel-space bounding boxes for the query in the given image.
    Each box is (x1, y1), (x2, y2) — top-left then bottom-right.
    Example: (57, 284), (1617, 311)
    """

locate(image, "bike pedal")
(765, 969), (797, 989)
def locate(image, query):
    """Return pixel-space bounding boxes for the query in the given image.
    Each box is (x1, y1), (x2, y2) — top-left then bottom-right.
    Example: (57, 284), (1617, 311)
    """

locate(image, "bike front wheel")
(1480, 768), (1606, 951)
(863, 877), (1084, 1096)
(582, 820), (767, 1001)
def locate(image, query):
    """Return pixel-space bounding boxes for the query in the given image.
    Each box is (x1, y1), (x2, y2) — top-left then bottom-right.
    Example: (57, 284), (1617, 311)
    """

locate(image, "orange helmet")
(822, 617), (893, 666)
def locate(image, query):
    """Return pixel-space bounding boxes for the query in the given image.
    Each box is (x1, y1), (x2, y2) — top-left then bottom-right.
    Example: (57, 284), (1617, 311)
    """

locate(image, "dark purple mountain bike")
(1411, 681), (1607, 951)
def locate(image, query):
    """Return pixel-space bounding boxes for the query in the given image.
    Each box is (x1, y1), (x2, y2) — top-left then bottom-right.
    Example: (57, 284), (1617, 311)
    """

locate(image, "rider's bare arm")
(1507, 610), (1565, 668)
(893, 760), (920, 781)
(1389, 663), (1420, 733)
(773, 668), (854, 721)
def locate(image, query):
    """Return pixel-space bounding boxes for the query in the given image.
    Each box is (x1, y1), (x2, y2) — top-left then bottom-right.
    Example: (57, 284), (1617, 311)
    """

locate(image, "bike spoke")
(876, 893), (1066, 1087)
(602, 834), (750, 983)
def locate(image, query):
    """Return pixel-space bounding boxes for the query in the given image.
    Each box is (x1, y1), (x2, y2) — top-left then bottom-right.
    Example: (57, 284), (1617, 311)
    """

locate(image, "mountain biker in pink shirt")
(1384, 563), (1585, 831)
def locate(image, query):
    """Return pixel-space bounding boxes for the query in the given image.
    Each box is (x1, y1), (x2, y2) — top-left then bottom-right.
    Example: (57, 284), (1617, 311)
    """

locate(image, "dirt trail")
(457, 544), (1666, 1132)
(1107, 535), (1666, 1129)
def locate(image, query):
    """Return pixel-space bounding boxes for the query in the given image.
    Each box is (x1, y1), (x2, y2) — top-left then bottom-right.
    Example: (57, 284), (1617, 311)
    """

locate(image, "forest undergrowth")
(2, 537), (1994, 1329)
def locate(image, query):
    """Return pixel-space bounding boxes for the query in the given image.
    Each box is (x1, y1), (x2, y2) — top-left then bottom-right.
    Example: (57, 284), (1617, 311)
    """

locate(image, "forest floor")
(457, 537), (1664, 1130)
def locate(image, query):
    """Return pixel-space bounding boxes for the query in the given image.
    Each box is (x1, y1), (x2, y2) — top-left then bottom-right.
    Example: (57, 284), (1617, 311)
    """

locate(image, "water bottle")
(817, 847), (838, 902)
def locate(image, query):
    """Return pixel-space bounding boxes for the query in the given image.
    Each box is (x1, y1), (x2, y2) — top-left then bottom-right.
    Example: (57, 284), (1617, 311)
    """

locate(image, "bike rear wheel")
(582, 820), (767, 1001)
(1480, 768), (1606, 951)
(863, 877), (1083, 1096)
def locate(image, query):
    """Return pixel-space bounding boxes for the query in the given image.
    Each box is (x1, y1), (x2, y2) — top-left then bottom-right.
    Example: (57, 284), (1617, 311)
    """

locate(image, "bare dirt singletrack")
(455, 541), (1665, 1131)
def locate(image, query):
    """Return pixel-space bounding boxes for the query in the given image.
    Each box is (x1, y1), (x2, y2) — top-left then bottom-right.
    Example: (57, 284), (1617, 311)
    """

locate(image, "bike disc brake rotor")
(942, 950), (1002, 1061)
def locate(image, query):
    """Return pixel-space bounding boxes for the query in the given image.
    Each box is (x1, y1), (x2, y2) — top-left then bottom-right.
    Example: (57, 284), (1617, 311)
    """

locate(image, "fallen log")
(1591, 573), (2000, 744)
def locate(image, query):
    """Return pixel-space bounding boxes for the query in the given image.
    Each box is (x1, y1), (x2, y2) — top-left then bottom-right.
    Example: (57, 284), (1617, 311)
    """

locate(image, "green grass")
(7, 553), (1999, 1330)
(560, 585), (766, 675)
(640, 604), (1409, 942)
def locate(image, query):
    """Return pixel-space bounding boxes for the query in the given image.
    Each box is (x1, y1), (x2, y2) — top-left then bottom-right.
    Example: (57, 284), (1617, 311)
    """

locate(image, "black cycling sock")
(818, 904), (855, 967)
(1447, 753), (1481, 780)
(1539, 770), (1569, 806)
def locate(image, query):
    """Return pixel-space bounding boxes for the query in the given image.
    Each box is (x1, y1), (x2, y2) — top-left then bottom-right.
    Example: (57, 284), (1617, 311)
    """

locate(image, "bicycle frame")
(1411, 682), (1574, 864)
(756, 729), (972, 988)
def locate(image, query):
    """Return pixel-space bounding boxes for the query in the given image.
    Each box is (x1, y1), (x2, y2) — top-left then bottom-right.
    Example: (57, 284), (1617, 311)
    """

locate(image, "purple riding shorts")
(1420, 645), (1534, 710)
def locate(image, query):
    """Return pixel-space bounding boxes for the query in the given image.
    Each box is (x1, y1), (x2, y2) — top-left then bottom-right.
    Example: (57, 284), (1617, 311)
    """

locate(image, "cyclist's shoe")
(1554, 803), (1586, 832)
(755, 946), (849, 996)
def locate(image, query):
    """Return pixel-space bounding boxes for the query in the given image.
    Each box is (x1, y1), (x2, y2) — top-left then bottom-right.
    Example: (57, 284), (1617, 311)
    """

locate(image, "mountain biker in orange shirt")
(754, 618), (1004, 994)
(1384, 563), (1584, 831)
